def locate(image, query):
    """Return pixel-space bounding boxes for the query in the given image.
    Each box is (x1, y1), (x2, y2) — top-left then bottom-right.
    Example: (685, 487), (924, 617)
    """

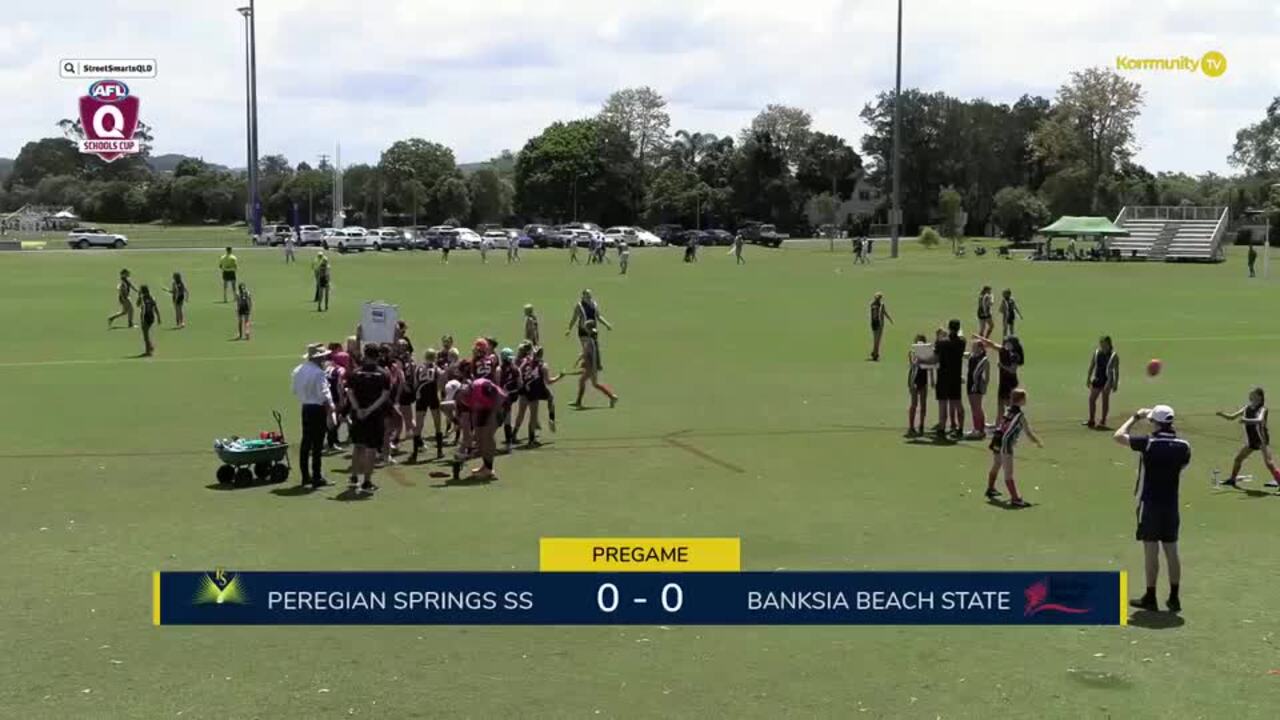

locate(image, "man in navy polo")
(1114, 405), (1191, 613)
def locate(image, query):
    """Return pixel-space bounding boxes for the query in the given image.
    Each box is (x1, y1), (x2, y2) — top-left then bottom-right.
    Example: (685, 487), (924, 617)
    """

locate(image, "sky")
(2, 0), (1276, 174)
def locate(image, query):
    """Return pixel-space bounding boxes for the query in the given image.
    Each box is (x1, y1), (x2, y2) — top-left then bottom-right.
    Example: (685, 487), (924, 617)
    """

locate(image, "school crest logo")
(193, 568), (248, 606)
(77, 79), (141, 162)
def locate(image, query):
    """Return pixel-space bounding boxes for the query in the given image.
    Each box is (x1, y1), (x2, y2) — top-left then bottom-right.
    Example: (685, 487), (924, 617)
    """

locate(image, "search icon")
(61, 61), (78, 76)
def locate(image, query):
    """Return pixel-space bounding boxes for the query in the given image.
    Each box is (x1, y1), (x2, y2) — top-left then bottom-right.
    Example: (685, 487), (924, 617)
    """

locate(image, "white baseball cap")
(1149, 405), (1175, 424)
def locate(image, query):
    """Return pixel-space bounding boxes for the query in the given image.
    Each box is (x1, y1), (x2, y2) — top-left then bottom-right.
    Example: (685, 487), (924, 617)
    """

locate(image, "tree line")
(4, 67), (1279, 239)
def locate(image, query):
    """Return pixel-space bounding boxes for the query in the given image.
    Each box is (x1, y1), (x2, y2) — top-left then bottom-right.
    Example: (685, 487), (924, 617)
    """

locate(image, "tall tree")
(514, 118), (638, 224)
(743, 104), (813, 170)
(7, 138), (82, 190)
(796, 132), (861, 200)
(468, 167), (512, 225)
(1228, 97), (1280, 175)
(599, 87), (670, 169)
(379, 139), (459, 201)
(1030, 67), (1144, 213)
(430, 176), (471, 224)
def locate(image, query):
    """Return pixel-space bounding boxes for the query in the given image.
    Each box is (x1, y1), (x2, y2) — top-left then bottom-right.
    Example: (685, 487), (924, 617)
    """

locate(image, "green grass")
(1, 242), (1277, 719)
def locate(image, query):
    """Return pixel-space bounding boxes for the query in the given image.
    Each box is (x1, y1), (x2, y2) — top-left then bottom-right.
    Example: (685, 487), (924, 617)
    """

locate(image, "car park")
(653, 224), (684, 245)
(705, 229), (734, 246)
(253, 224), (293, 246)
(67, 227), (128, 249)
(738, 222), (790, 248)
(482, 229), (515, 249)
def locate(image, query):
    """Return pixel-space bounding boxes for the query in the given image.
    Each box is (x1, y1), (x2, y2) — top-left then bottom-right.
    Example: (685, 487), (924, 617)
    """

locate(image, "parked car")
(738, 222), (789, 248)
(455, 228), (482, 249)
(704, 229), (734, 246)
(482, 229), (514, 249)
(320, 228), (341, 249)
(254, 223), (293, 246)
(298, 225), (323, 246)
(605, 226), (662, 247)
(507, 228), (535, 248)
(369, 228), (408, 251)
(653, 224), (684, 245)
(524, 224), (554, 247)
(67, 227), (128, 249)
(332, 226), (370, 253)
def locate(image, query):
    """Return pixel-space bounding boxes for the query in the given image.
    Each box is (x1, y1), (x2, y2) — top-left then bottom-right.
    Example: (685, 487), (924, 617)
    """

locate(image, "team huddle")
(290, 290), (621, 493)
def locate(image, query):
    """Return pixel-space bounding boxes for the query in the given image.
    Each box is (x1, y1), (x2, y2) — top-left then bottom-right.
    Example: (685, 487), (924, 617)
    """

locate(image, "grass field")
(2, 242), (1278, 719)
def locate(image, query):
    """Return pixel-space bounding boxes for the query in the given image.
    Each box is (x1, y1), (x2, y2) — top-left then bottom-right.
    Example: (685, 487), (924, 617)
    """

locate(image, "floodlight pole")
(889, 0), (903, 258)
(248, 0), (261, 237)
(237, 6), (255, 232)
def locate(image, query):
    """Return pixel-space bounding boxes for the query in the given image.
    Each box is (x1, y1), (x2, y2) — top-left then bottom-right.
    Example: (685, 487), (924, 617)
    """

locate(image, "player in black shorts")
(346, 346), (391, 493)
(976, 334), (1023, 425)
(410, 349), (444, 462)
(906, 334), (934, 437)
(514, 346), (562, 446)
(1084, 336), (1120, 429)
(868, 292), (893, 361)
(395, 342), (418, 459)
(933, 320), (966, 438)
(163, 272), (188, 329)
(137, 285), (161, 356)
(498, 346), (524, 447)
(965, 338), (990, 439)
(1217, 387), (1280, 489)
(1114, 405), (1191, 612)
(976, 286), (994, 340)
(999, 289), (1021, 338)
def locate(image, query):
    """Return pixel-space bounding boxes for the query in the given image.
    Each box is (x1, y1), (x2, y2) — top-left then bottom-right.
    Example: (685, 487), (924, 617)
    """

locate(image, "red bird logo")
(1024, 578), (1089, 616)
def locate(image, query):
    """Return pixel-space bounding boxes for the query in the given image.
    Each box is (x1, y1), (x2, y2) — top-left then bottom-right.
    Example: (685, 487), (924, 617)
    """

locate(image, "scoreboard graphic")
(154, 538), (1126, 626)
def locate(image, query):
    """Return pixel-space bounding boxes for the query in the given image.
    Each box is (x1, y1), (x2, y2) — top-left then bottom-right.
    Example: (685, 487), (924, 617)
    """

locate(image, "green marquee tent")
(1038, 216), (1130, 237)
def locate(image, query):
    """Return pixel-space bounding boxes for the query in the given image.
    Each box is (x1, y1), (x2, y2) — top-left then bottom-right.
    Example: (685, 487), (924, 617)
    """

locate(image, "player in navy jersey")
(162, 272), (188, 329)
(1217, 387), (1280, 489)
(965, 339), (990, 439)
(999, 289), (1022, 338)
(868, 292), (893, 361)
(985, 388), (1042, 508)
(410, 348), (445, 462)
(137, 285), (161, 356)
(1083, 336), (1120, 428)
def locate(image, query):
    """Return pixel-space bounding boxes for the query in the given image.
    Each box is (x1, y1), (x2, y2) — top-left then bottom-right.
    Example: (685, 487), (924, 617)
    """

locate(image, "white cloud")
(0, 0), (1274, 174)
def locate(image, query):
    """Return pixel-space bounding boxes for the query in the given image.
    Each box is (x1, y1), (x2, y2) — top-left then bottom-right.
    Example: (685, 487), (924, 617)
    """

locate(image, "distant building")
(0, 205), (80, 234)
(805, 178), (883, 229)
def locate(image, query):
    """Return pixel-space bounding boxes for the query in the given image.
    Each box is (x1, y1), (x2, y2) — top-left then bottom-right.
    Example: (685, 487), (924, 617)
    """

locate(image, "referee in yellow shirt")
(218, 247), (238, 303)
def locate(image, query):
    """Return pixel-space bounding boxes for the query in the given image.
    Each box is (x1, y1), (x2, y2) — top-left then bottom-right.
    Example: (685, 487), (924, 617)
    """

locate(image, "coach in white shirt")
(292, 343), (337, 488)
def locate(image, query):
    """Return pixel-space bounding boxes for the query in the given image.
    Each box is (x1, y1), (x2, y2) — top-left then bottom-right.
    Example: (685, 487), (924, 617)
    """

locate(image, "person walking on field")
(315, 254), (331, 312)
(137, 285), (161, 356)
(284, 229), (297, 263)
(732, 233), (745, 264)
(218, 247), (239, 303)
(235, 283), (253, 340)
(1114, 405), (1191, 613)
(291, 343), (337, 488)
(108, 268), (137, 328)
(868, 292), (893, 361)
(976, 286), (994, 340)
(1247, 244), (1257, 278)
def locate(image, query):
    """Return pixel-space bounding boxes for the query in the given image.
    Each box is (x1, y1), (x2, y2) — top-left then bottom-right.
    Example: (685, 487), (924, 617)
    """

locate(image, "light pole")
(889, 0), (903, 258)
(236, 6), (255, 233)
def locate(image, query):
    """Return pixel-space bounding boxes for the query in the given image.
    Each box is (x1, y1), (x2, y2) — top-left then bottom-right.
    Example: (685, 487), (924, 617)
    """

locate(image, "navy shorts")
(1136, 503), (1179, 543)
(350, 412), (385, 448)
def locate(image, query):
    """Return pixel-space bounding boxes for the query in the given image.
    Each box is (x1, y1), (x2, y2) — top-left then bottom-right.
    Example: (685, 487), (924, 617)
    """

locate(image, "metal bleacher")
(1113, 206), (1228, 262)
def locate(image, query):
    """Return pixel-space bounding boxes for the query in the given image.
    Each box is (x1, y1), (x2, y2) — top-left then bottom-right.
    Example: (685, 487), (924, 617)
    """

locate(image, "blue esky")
(2, 0), (1276, 173)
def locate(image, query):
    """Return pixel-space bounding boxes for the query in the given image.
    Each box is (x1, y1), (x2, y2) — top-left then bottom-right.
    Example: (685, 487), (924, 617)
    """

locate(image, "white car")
(254, 224), (294, 246)
(482, 229), (515, 249)
(333, 227), (370, 252)
(369, 228), (407, 251)
(67, 227), (128, 249)
(605, 226), (663, 247)
(298, 225), (323, 246)
(455, 228), (482, 249)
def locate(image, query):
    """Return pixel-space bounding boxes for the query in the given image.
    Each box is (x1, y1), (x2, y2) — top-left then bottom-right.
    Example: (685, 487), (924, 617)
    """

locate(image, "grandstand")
(1112, 206), (1228, 261)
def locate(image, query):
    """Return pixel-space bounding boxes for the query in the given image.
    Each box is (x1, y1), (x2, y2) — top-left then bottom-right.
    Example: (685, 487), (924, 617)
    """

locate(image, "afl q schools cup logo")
(78, 79), (141, 162)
